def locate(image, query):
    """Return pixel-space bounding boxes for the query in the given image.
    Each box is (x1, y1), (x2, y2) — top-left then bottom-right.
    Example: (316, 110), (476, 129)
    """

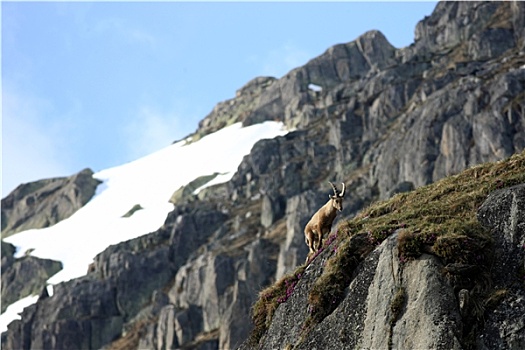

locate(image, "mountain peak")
(413, 1), (524, 56)
(2, 1), (525, 349)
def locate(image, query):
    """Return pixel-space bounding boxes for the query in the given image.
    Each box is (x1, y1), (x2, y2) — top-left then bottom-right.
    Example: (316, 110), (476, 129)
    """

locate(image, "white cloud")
(2, 89), (73, 197)
(251, 44), (312, 78)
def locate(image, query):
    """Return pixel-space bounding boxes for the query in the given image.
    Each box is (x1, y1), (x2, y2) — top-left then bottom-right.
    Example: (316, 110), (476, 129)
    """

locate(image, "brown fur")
(304, 182), (345, 262)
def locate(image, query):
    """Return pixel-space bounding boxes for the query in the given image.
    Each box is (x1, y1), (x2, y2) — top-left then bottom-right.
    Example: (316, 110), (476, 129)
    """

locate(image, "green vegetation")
(169, 173), (220, 205)
(248, 150), (525, 346)
(121, 204), (144, 218)
(388, 286), (406, 347)
(348, 150), (524, 264)
(305, 232), (371, 331)
(390, 286), (406, 325)
(248, 265), (306, 346)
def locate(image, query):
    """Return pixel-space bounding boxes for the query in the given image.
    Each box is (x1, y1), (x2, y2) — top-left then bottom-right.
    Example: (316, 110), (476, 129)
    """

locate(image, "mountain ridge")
(2, 1), (525, 349)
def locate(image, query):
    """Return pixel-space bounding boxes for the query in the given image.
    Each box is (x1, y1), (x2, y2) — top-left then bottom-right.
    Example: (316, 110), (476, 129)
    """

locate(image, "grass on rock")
(248, 150), (525, 346)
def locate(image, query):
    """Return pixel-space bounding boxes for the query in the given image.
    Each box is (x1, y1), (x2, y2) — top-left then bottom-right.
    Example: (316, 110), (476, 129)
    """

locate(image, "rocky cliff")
(241, 151), (525, 350)
(1, 168), (101, 238)
(1, 240), (62, 314)
(1, 168), (100, 314)
(1, 1), (524, 349)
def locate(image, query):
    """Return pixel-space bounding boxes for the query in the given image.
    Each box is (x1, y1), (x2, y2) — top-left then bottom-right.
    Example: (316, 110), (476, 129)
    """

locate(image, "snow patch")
(308, 83), (322, 92)
(0, 121), (288, 332)
(0, 295), (39, 332)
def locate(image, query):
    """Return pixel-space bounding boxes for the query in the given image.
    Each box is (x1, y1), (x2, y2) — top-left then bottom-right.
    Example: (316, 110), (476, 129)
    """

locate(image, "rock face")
(1, 202), (227, 350)
(2, 1), (525, 349)
(1, 168), (101, 237)
(196, 76), (278, 139)
(1, 241), (62, 313)
(247, 235), (463, 350)
(477, 184), (525, 350)
(239, 180), (525, 350)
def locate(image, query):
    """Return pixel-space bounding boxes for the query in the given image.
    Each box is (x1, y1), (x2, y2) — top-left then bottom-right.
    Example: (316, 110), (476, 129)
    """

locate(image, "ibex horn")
(340, 182), (346, 197)
(329, 181), (339, 196)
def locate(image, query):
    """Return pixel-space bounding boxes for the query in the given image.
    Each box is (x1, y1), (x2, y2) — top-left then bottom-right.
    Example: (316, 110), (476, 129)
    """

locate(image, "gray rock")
(413, 2), (499, 54)
(1, 241), (16, 259)
(170, 252), (234, 332)
(468, 28), (515, 61)
(275, 191), (324, 279)
(155, 305), (178, 349)
(511, 2), (525, 50)
(1, 252), (62, 313)
(2, 276), (122, 350)
(3, 2), (525, 349)
(359, 236), (462, 350)
(260, 194), (285, 228)
(477, 184), (525, 350)
(174, 305), (203, 346)
(219, 281), (255, 350)
(1, 168), (101, 237)
(243, 238), (279, 293)
(252, 233), (462, 350)
(112, 247), (175, 319)
(167, 203), (228, 270)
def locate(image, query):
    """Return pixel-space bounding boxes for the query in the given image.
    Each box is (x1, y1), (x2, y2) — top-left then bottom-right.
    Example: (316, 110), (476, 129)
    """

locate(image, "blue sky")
(2, 1), (437, 196)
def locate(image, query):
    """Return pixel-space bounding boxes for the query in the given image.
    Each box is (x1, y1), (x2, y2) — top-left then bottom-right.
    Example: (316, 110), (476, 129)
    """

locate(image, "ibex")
(304, 182), (346, 261)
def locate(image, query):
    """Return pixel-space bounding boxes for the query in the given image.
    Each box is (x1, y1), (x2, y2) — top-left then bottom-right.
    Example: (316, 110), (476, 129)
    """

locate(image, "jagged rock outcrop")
(196, 76), (278, 139)
(240, 155), (525, 350)
(244, 233), (464, 350)
(1, 201), (228, 350)
(123, 234), (278, 350)
(1, 241), (62, 313)
(2, 1), (525, 349)
(1, 168), (101, 237)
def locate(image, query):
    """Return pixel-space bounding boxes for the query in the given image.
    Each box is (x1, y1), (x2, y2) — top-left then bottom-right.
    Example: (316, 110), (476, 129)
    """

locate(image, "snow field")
(1, 121), (288, 332)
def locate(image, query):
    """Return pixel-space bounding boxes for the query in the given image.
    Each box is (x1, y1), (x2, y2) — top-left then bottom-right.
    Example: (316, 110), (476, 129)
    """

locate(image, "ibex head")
(328, 181), (346, 212)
